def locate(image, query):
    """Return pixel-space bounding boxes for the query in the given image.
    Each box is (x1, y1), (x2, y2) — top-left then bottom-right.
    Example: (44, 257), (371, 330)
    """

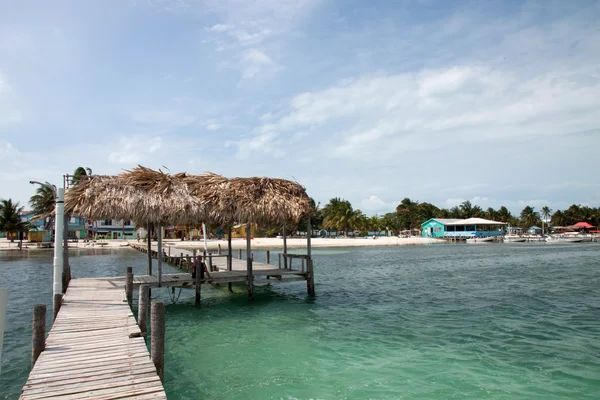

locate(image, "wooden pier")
(129, 243), (311, 290)
(20, 278), (167, 400)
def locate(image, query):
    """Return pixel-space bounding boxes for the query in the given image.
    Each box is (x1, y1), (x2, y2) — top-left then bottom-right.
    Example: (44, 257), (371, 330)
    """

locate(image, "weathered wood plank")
(19, 277), (166, 400)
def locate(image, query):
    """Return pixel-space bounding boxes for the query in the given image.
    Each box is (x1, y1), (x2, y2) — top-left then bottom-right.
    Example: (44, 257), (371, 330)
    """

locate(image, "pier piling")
(151, 302), (165, 383)
(266, 250), (270, 264)
(195, 262), (201, 304)
(126, 267), (133, 307)
(52, 293), (63, 322)
(31, 304), (46, 367)
(138, 285), (149, 334)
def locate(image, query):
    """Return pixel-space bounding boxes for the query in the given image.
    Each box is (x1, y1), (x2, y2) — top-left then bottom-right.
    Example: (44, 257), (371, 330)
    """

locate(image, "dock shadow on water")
(2, 244), (600, 399)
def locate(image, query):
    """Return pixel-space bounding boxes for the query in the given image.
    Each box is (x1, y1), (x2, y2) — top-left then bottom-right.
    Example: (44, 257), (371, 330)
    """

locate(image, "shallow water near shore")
(1, 244), (600, 399)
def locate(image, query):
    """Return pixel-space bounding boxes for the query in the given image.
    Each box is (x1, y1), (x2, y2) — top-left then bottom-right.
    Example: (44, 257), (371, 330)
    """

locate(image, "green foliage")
(322, 197), (363, 236)
(72, 166), (92, 186)
(29, 182), (56, 230)
(0, 199), (32, 244)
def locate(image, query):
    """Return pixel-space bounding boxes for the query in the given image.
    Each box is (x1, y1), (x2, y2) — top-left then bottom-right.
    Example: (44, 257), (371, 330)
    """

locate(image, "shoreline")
(0, 237), (443, 252)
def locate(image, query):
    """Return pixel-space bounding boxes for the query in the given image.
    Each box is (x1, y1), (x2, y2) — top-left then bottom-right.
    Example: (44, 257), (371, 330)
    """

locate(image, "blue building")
(421, 218), (506, 239)
(90, 219), (136, 240)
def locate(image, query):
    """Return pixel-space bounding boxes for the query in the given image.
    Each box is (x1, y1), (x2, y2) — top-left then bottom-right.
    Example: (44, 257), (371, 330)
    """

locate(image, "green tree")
(437, 208), (450, 218)
(459, 200), (474, 218)
(551, 210), (566, 227)
(416, 202), (440, 223)
(72, 167), (92, 186)
(496, 206), (512, 223)
(29, 182), (56, 230)
(381, 212), (401, 235)
(449, 206), (461, 218)
(322, 197), (359, 236)
(472, 205), (484, 218)
(485, 207), (498, 220)
(396, 198), (420, 230)
(520, 206), (540, 228)
(0, 199), (31, 249)
(540, 206), (553, 234)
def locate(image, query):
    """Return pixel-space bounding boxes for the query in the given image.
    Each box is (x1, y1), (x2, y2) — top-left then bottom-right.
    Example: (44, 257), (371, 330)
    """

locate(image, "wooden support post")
(52, 293), (63, 322)
(251, 252), (254, 261)
(126, 267), (133, 307)
(266, 250), (270, 264)
(246, 224), (253, 301)
(63, 213), (71, 291)
(208, 253), (213, 271)
(168, 247), (171, 257)
(186, 256), (191, 272)
(283, 223), (288, 268)
(238, 248), (242, 260)
(307, 217), (315, 296)
(227, 226), (232, 271)
(147, 222), (152, 276)
(138, 285), (149, 333)
(157, 224), (163, 287)
(32, 304), (46, 367)
(151, 302), (165, 383)
(195, 262), (201, 304)
(218, 244), (222, 255)
(180, 253), (184, 268)
(279, 253), (281, 268)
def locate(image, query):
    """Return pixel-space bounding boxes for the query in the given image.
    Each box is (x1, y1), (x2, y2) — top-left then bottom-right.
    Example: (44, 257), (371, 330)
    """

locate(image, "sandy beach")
(0, 236), (442, 251)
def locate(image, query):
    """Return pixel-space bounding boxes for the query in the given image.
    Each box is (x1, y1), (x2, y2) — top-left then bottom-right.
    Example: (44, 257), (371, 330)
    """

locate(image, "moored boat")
(466, 236), (496, 244)
(503, 235), (527, 243)
(545, 234), (583, 243)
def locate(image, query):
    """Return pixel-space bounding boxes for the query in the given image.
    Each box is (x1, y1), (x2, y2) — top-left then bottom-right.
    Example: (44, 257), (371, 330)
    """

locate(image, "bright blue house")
(421, 218), (506, 238)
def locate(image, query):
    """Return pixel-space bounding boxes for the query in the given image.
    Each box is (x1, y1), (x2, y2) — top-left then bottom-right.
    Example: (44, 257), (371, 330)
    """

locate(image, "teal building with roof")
(421, 218), (506, 238)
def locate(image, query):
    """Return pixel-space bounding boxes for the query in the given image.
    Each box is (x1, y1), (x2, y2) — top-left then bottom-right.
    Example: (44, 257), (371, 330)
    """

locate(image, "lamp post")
(29, 181), (64, 306)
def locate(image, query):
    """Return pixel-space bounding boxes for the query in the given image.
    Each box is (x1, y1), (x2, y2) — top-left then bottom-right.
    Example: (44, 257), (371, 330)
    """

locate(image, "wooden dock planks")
(20, 278), (167, 400)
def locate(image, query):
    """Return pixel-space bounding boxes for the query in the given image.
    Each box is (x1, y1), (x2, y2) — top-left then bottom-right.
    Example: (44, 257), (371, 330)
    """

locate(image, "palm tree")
(369, 215), (382, 236)
(486, 207), (498, 221)
(0, 199), (31, 249)
(520, 206), (540, 229)
(396, 198), (419, 230)
(459, 200), (474, 218)
(472, 205), (484, 218)
(449, 206), (461, 218)
(322, 197), (358, 236)
(551, 210), (566, 227)
(29, 182), (57, 230)
(496, 206), (512, 223)
(72, 167), (92, 186)
(540, 206), (553, 234)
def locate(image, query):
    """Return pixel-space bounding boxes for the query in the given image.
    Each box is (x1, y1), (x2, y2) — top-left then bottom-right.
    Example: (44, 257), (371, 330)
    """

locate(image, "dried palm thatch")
(191, 175), (311, 225)
(65, 167), (208, 225)
(65, 166), (311, 226)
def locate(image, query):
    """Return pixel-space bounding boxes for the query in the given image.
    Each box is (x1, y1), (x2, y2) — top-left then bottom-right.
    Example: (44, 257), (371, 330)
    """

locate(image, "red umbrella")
(574, 222), (594, 229)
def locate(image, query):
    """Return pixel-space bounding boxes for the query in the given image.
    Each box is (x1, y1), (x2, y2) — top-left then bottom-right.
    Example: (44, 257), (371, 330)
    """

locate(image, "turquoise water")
(2, 244), (600, 399)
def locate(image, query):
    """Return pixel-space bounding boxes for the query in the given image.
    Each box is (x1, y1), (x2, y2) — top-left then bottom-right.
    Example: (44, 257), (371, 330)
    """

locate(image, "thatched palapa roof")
(64, 166), (311, 226)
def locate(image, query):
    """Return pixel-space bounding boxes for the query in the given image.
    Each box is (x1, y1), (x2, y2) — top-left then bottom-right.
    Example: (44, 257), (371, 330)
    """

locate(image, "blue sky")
(1, 0), (599, 216)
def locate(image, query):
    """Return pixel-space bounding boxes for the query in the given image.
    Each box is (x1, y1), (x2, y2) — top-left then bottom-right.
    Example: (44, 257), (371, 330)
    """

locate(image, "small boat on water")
(525, 235), (545, 242)
(503, 225), (527, 243)
(503, 235), (527, 243)
(545, 233), (591, 243)
(466, 236), (496, 244)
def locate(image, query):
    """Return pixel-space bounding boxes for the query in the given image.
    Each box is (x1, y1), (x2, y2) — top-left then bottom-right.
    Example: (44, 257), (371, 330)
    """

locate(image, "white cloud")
(205, 121), (221, 131)
(236, 63), (600, 159)
(358, 195), (397, 215)
(240, 49), (274, 78)
(108, 135), (163, 165)
(208, 23), (233, 32)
